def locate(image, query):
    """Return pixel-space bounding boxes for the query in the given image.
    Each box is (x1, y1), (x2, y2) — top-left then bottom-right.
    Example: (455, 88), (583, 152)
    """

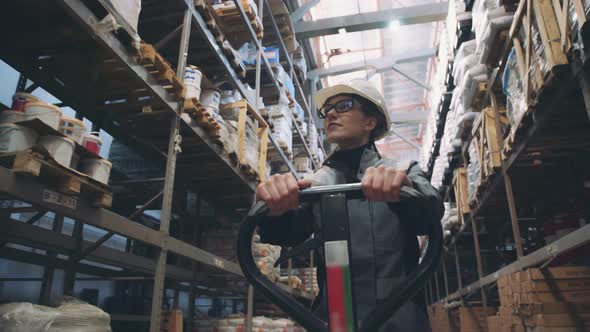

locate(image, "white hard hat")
(314, 79), (391, 140)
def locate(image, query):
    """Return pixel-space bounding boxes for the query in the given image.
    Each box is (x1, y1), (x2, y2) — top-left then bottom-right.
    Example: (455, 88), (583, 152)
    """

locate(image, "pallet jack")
(237, 183), (443, 332)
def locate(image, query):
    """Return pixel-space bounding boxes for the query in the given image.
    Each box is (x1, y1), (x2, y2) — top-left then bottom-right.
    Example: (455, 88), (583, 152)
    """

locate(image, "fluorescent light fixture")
(338, 27), (347, 35)
(389, 20), (400, 29)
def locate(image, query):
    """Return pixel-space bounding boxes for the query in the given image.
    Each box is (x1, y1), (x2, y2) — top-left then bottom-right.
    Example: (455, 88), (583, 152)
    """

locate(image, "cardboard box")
(519, 279), (590, 293)
(518, 267), (590, 281)
(525, 313), (590, 327)
(487, 315), (500, 331)
(459, 306), (498, 332)
(161, 309), (182, 332)
(517, 290), (590, 304)
(518, 303), (590, 316)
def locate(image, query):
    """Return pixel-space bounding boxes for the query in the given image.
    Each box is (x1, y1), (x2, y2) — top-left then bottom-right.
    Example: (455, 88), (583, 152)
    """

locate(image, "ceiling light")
(389, 20), (400, 29)
(338, 27), (347, 35)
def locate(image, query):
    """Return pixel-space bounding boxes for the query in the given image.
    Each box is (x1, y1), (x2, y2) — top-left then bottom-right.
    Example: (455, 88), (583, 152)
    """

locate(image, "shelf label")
(43, 189), (77, 210)
(213, 257), (225, 269)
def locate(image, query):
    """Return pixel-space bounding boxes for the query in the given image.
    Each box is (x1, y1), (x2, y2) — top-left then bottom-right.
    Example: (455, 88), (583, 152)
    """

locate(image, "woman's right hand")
(256, 174), (312, 216)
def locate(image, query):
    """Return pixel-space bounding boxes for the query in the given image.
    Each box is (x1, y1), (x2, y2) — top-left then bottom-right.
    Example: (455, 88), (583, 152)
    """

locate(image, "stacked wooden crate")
(458, 306), (498, 332)
(468, 108), (508, 207)
(492, 266), (590, 331)
(429, 302), (454, 332)
(453, 167), (471, 226)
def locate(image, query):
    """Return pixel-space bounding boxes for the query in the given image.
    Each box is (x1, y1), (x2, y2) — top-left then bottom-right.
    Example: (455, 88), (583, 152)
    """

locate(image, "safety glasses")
(318, 98), (355, 119)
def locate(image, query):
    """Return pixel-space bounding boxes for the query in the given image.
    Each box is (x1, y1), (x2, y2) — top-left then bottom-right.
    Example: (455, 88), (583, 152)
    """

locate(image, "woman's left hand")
(361, 165), (412, 202)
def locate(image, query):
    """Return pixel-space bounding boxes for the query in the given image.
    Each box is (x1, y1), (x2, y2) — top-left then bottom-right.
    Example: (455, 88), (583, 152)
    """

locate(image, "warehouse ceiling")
(300, 0), (446, 160)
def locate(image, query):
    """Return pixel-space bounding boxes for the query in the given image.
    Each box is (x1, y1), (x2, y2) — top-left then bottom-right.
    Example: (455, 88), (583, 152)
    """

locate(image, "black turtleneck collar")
(323, 143), (376, 182)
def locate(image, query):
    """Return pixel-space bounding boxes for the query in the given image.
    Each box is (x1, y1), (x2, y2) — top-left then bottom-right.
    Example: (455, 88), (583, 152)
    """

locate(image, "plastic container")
(78, 158), (112, 184)
(0, 123), (38, 152)
(82, 133), (103, 155)
(59, 116), (87, 144)
(24, 102), (62, 130)
(11, 92), (41, 112)
(200, 89), (221, 114)
(38, 135), (75, 167)
(0, 110), (26, 124)
(184, 65), (203, 100)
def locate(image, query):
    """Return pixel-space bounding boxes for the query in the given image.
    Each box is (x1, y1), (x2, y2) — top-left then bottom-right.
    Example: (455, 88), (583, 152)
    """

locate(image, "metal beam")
(392, 66), (430, 91)
(389, 127), (420, 150)
(290, 0), (320, 22)
(0, 167), (243, 275)
(307, 48), (435, 79)
(295, 2), (448, 39)
(390, 111), (429, 124)
(439, 222), (590, 303)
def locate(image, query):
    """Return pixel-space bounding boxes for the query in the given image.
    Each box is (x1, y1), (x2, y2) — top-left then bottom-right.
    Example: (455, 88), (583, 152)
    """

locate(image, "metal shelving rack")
(425, 0), (590, 315)
(0, 0), (317, 330)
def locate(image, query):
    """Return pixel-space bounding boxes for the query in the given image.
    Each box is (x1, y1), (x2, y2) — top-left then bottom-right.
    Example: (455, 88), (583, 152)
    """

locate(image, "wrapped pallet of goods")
(269, 105), (293, 158)
(0, 300), (111, 332)
(472, 0), (516, 65)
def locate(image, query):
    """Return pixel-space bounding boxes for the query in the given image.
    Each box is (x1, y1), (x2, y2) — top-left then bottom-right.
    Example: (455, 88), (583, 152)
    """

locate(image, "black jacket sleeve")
(398, 161), (444, 235)
(256, 203), (315, 247)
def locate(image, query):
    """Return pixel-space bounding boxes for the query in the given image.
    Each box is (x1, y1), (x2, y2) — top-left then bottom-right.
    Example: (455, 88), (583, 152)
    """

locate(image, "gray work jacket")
(257, 147), (443, 331)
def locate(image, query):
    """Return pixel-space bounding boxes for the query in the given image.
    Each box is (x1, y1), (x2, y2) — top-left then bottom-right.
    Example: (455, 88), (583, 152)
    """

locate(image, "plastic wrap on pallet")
(467, 138), (481, 204)
(451, 65), (488, 112)
(238, 42), (257, 65)
(477, 13), (514, 64)
(293, 56), (307, 80)
(441, 202), (460, 231)
(48, 301), (112, 332)
(308, 122), (319, 157)
(502, 48), (527, 130)
(453, 40), (477, 87)
(271, 112), (293, 156)
(472, 0), (503, 41)
(242, 123), (260, 172)
(568, 0), (590, 38)
(455, 111), (480, 139)
(110, 0), (142, 32)
(293, 102), (305, 123)
(0, 303), (58, 332)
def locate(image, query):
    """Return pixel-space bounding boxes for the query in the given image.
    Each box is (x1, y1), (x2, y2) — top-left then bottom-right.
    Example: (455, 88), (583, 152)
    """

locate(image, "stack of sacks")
(441, 202), (460, 237)
(467, 138), (481, 205)
(444, 0), (469, 55)
(450, 59), (488, 116)
(420, 26), (453, 169)
(472, 0), (515, 64)
(252, 240), (281, 282)
(502, 49), (527, 133)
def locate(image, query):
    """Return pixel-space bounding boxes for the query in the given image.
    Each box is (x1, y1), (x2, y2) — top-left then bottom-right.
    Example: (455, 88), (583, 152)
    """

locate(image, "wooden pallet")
(194, 0), (247, 78)
(215, 5), (264, 39)
(133, 42), (185, 98)
(183, 98), (221, 137)
(0, 149), (112, 208)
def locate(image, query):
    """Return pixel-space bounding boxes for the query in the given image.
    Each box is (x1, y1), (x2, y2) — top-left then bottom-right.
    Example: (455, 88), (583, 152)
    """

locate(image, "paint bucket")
(78, 158), (112, 184)
(184, 65), (203, 100)
(59, 117), (88, 144)
(0, 110), (26, 124)
(82, 133), (103, 155)
(0, 123), (38, 152)
(38, 135), (75, 167)
(11, 92), (41, 112)
(24, 102), (62, 130)
(200, 89), (221, 115)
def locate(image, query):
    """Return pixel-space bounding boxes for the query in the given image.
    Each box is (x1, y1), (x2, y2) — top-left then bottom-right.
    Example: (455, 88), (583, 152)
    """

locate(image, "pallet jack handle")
(237, 183), (443, 332)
